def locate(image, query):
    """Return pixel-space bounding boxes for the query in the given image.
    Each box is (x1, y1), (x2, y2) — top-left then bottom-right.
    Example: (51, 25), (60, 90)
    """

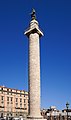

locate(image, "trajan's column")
(24, 9), (45, 120)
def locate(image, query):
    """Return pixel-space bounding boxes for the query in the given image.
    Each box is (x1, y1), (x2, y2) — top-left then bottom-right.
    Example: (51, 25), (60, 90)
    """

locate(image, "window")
(1, 113), (3, 118)
(24, 104), (26, 108)
(16, 98), (18, 102)
(1, 88), (3, 90)
(20, 98), (22, 102)
(24, 104), (27, 110)
(7, 102), (9, 104)
(24, 99), (26, 103)
(7, 89), (9, 94)
(1, 88), (3, 94)
(20, 103), (22, 108)
(7, 92), (9, 95)
(7, 113), (9, 116)
(1, 91), (3, 94)
(11, 90), (12, 95)
(1, 101), (4, 104)
(1, 96), (4, 100)
(7, 97), (9, 101)
(10, 113), (12, 116)
(16, 103), (18, 108)
(11, 97), (13, 101)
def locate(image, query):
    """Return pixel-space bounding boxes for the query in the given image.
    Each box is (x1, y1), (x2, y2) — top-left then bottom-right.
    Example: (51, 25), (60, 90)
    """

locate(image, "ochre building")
(0, 86), (28, 118)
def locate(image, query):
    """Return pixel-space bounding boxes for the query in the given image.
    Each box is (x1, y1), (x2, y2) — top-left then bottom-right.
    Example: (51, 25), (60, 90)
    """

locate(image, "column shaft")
(28, 33), (41, 117)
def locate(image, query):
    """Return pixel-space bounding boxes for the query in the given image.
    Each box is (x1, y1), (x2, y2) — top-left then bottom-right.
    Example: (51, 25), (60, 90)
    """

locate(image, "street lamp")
(66, 102), (69, 120)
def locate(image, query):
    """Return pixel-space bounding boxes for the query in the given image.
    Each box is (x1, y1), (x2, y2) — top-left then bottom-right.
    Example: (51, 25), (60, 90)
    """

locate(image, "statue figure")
(31, 8), (36, 20)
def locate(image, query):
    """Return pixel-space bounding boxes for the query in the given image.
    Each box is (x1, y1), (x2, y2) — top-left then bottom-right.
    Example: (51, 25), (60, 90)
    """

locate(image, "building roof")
(0, 85), (28, 93)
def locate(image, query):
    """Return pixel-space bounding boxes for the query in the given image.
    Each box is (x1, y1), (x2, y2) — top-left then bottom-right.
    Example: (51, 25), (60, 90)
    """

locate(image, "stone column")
(28, 32), (41, 117)
(24, 9), (46, 120)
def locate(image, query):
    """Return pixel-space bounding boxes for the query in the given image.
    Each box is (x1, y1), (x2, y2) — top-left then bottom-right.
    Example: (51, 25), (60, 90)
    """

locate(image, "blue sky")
(0, 0), (71, 110)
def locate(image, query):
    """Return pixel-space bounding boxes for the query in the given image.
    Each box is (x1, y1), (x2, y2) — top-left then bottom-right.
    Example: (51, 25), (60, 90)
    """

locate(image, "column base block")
(26, 116), (47, 120)
(26, 118), (47, 120)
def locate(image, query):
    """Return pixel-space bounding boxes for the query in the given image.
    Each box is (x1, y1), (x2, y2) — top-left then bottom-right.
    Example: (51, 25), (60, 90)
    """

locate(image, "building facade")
(41, 106), (71, 120)
(0, 86), (28, 118)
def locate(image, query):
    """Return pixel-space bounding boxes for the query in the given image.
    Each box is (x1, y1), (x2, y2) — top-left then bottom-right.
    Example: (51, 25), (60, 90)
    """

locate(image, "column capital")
(24, 18), (43, 37)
